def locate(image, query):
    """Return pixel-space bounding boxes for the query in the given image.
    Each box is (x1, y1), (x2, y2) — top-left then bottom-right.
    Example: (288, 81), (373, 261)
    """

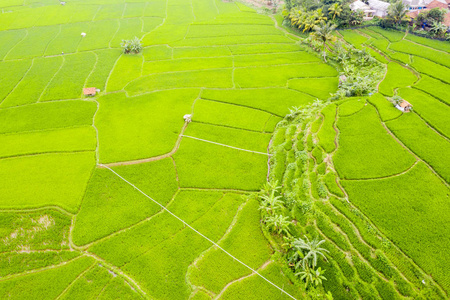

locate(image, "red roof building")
(83, 87), (96, 96)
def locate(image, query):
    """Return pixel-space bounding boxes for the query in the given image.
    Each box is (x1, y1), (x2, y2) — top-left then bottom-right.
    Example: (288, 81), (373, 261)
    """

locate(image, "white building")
(368, 0), (391, 17)
(350, 0), (377, 19)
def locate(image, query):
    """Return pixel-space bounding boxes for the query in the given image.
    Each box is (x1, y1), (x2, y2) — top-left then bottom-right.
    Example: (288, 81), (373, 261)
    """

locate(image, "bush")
(121, 37), (143, 54)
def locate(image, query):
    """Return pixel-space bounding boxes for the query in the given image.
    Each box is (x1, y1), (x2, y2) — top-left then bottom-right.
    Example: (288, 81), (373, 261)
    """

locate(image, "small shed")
(395, 100), (412, 112)
(83, 87), (97, 96)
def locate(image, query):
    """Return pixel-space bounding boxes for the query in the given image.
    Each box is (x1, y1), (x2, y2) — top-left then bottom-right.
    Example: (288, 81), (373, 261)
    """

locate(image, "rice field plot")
(333, 104), (416, 179)
(378, 62), (417, 96)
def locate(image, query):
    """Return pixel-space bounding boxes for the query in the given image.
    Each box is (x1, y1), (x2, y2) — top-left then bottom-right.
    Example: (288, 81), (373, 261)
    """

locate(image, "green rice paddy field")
(0, 0), (449, 299)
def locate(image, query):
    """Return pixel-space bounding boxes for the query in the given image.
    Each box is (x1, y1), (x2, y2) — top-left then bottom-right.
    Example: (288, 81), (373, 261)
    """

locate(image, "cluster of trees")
(382, 2), (448, 38)
(121, 37), (143, 54)
(258, 181), (330, 292)
(283, 0), (364, 33)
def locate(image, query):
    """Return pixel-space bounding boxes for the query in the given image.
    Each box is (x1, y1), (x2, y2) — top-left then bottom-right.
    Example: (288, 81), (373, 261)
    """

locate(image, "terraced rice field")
(269, 27), (450, 299)
(0, 0), (338, 299)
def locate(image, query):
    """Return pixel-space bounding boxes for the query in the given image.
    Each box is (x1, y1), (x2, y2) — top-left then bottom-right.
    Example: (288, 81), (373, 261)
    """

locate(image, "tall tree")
(311, 21), (337, 62)
(387, 0), (408, 25)
(328, 3), (342, 20)
(293, 236), (329, 268)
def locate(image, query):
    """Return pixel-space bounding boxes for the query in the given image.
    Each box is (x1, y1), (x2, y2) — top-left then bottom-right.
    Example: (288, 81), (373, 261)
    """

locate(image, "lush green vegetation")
(1, 0), (449, 299)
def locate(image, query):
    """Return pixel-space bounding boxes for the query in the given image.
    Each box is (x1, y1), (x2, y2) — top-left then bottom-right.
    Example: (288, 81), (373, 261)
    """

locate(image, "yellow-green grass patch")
(235, 63), (337, 88)
(410, 56), (450, 84)
(378, 62), (417, 97)
(398, 88), (450, 138)
(334, 105), (415, 179)
(2, 56), (63, 107)
(125, 69), (233, 95)
(367, 93), (401, 121)
(342, 162), (450, 293)
(142, 56), (233, 75)
(0, 59), (32, 104)
(184, 122), (271, 153)
(172, 46), (231, 59)
(106, 54), (143, 92)
(174, 138), (267, 190)
(193, 99), (276, 132)
(96, 90), (197, 163)
(0, 126), (96, 159)
(77, 20), (119, 51)
(386, 113), (450, 183)
(73, 159), (178, 245)
(0, 100), (97, 134)
(0, 256), (95, 300)
(0, 152), (95, 213)
(143, 45), (173, 61)
(41, 52), (97, 101)
(288, 77), (338, 99)
(234, 51), (320, 67)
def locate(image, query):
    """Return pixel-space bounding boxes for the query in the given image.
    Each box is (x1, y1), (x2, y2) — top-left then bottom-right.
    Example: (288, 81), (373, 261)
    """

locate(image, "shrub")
(121, 37), (143, 54)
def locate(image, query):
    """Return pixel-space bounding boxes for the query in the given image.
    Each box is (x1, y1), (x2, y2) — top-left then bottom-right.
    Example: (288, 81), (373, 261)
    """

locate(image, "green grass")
(0, 152), (95, 213)
(193, 99), (276, 132)
(234, 51), (320, 67)
(342, 162), (450, 293)
(142, 56), (233, 74)
(0, 126), (96, 158)
(78, 20), (119, 51)
(398, 88), (450, 138)
(410, 56), (450, 84)
(368, 27), (405, 42)
(0, 29), (26, 60)
(414, 75), (450, 105)
(0, 209), (71, 252)
(174, 138), (267, 190)
(0, 256), (95, 300)
(378, 62), (417, 97)
(1, 56), (63, 107)
(235, 63), (337, 88)
(201, 88), (315, 116)
(405, 33), (450, 53)
(366, 93), (401, 121)
(334, 105), (416, 179)
(143, 45), (173, 61)
(288, 77), (338, 99)
(73, 159), (177, 245)
(96, 90), (197, 163)
(106, 54), (143, 92)
(125, 69), (233, 94)
(318, 104), (337, 153)
(0, 251), (79, 277)
(389, 39), (450, 68)
(89, 190), (225, 266)
(339, 30), (370, 49)
(85, 49), (122, 90)
(0, 59), (32, 104)
(186, 24), (282, 38)
(123, 192), (242, 299)
(60, 265), (112, 300)
(229, 43), (300, 55)
(172, 46), (231, 59)
(110, 18), (145, 47)
(5, 25), (60, 60)
(98, 276), (141, 300)
(189, 198), (272, 293)
(172, 34), (294, 47)
(44, 22), (86, 56)
(338, 98), (366, 117)
(41, 52), (97, 101)
(0, 100), (97, 134)
(386, 113), (450, 183)
(184, 122), (271, 153)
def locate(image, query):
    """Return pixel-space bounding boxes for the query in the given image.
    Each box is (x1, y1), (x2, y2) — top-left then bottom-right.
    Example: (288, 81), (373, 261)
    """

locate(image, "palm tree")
(430, 21), (447, 38)
(387, 0), (408, 25)
(265, 214), (291, 236)
(328, 3), (342, 20)
(296, 265), (327, 288)
(258, 192), (284, 215)
(311, 22), (337, 62)
(293, 236), (329, 268)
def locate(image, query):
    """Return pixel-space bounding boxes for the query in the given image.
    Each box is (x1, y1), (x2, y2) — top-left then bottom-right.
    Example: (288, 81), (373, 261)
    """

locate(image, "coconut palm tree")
(293, 236), (329, 268)
(259, 192), (284, 215)
(311, 21), (337, 62)
(328, 3), (342, 20)
(387, 0), (408, 25)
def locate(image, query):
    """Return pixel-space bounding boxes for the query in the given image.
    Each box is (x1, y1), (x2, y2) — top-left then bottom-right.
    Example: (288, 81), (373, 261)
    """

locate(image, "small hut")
(83, 87), (97, 97)
(395, 100), (412, 113)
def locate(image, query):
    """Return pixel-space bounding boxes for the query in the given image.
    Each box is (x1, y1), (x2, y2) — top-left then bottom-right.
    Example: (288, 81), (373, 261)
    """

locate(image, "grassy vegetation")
(342, 162), (450, 292)
(378, 62), (417, 97)
(334, 105), (416, 179)
(1, 2), (449, 299)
